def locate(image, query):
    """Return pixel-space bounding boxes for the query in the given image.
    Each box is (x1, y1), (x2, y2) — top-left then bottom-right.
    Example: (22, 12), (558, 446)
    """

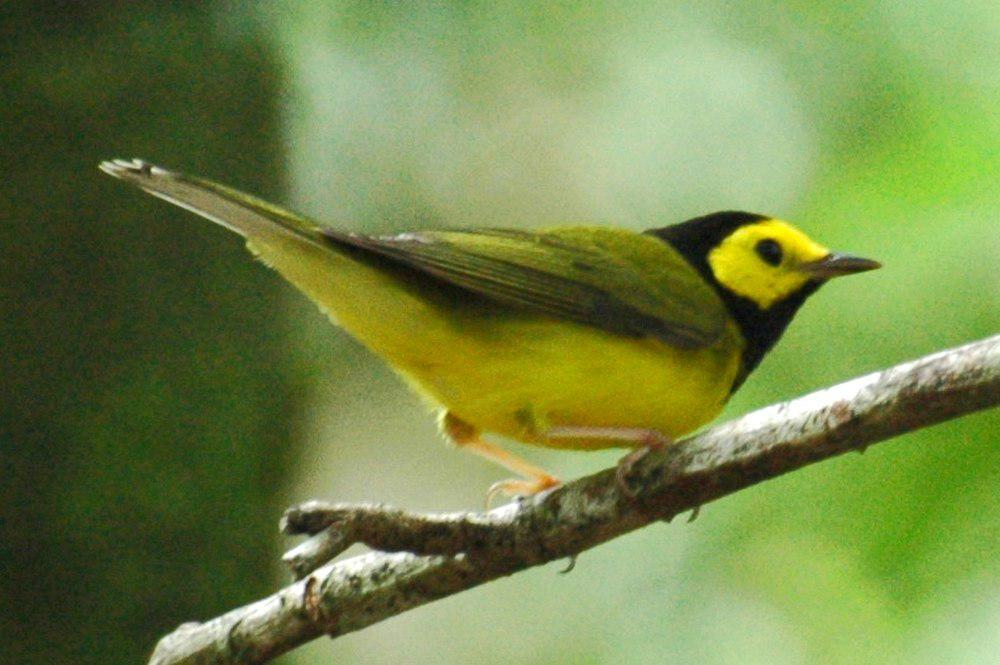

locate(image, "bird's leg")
(440, 412), (561, 507)
(545, 426), (672, 497)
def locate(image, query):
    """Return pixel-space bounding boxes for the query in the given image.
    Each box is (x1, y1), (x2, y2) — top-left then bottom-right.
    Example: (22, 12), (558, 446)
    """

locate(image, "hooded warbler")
(100, 159), (880, 498)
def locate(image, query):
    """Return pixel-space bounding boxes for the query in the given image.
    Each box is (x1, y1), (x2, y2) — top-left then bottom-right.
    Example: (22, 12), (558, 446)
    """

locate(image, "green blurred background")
(2, 2), (997, 663)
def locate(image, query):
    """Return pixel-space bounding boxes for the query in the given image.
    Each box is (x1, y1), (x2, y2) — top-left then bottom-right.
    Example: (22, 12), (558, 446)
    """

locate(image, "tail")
(98, 158), (410, 336)
(99, 158), (328, 250)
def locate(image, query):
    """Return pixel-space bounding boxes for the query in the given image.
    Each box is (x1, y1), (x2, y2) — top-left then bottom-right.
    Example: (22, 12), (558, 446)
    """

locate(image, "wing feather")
(323, 226), (727, 349)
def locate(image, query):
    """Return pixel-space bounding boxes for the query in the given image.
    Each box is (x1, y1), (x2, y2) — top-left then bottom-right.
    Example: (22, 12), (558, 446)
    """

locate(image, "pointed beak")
(799, 253), (882, 279)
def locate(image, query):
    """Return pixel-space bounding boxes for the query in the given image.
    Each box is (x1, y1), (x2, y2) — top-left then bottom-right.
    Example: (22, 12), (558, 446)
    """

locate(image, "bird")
(100, 158), (880, 501)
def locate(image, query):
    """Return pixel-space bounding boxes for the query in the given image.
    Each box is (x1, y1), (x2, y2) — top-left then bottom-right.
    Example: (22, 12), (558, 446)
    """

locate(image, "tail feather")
(98, 158), (327, 248)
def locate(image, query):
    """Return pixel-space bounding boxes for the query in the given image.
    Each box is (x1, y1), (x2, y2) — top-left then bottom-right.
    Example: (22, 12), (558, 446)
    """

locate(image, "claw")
(485, 475), (561, 509)
(614, 431), (671, 498)
(559, 554), (578, 574)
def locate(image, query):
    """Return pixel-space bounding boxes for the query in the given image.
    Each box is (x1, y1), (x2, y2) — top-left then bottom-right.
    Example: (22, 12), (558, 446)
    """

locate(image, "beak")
(800, 253), (882, 279)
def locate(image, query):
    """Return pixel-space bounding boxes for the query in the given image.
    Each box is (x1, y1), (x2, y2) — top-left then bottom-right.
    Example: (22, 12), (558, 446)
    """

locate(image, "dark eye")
(755, 238), (783, 266)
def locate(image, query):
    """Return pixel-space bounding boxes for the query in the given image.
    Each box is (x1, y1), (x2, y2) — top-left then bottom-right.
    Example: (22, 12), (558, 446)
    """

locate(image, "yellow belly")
(395, 318), (740, 449)
(254, 240), (743, 450)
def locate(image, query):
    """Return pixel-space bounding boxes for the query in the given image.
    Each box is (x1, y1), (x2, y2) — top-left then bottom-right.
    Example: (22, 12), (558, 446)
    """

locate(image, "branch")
(149, 335), (1000, 665)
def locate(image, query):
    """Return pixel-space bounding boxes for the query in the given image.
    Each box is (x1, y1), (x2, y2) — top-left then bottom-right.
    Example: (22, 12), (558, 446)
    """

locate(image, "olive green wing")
(323, 226), (728, 349)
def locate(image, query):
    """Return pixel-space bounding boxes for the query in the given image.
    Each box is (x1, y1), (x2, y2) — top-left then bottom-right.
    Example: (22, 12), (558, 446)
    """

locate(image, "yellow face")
(707, 220), (831, 310)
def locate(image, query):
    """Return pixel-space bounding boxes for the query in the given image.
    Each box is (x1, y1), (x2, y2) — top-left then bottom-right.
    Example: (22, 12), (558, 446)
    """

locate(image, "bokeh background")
(2, 2), (997, 663)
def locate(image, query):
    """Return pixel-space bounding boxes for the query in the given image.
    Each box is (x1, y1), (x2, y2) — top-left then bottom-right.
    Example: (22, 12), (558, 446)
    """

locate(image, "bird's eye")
(755, 238), (783, 266)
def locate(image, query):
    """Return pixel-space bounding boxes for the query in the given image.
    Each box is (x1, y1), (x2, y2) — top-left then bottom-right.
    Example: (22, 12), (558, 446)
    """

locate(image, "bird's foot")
(440, 412), (562, 509)
(615, 431), (672, 498)
(485, 473), (561, 509)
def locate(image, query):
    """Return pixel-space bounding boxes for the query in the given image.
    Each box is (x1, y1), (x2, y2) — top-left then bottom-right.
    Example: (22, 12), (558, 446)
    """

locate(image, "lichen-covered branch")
(149, 335), (1000, 665)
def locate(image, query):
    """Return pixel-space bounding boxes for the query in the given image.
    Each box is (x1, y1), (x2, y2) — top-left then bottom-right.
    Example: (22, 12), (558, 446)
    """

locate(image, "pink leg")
(441, 412), (561, 507)
(545, 426), (672, 497)
(545, 426), (672, 448)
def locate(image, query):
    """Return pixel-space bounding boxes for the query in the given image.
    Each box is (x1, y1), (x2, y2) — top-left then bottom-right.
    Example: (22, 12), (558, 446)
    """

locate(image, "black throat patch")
(646, 211), (822, 390)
